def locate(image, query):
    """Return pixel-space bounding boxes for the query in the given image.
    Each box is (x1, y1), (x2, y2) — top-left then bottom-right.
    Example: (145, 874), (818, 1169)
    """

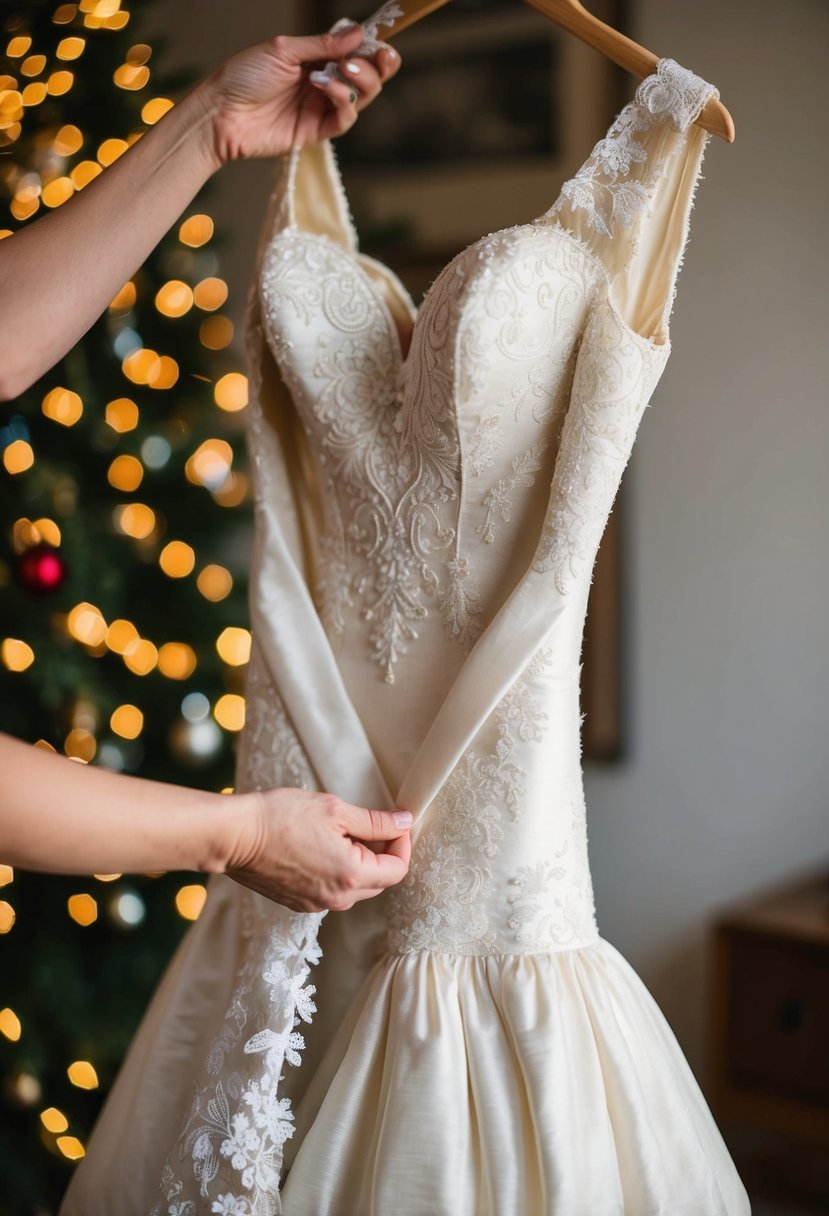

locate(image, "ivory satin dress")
(60, 57), (752, 1216)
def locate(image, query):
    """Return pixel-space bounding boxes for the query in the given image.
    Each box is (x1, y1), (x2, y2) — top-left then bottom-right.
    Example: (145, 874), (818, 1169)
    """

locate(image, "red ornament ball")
(15, 543), (68, 596)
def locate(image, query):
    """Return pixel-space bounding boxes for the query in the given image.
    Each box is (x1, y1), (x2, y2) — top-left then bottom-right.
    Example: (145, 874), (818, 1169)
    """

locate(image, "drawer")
(725, 930), (829, 1105)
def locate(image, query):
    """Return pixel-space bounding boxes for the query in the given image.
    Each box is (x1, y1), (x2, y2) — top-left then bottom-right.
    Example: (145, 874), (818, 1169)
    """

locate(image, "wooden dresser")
(709, 865), (829, 1209)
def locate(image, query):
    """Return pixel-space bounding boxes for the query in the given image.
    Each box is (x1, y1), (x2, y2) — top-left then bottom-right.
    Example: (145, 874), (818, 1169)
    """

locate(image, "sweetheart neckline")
(267, 219), (672, 367)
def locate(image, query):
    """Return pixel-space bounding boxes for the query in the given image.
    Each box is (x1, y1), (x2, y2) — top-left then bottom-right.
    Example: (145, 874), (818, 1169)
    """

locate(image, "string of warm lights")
(0, 1), (255, 1197)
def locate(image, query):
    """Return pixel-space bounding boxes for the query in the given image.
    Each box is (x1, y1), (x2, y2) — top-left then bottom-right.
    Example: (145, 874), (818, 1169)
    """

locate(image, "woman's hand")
(0, 22), (401, 397)
(221, 788), (413, 914)
(198, 24), (401, 169)
(0, 734), (412, 914)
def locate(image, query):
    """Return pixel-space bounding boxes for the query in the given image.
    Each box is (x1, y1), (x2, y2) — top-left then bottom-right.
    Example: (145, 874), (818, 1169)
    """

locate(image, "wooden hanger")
(371, 0), (735, 142)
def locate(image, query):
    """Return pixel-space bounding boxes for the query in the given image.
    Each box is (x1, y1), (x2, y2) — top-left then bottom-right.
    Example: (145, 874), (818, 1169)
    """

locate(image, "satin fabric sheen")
(60, 56), (751, 1215)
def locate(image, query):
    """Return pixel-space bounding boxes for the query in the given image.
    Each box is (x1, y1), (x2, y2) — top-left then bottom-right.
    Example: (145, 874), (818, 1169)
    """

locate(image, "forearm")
(0, 731), (233, 876)
(0, 78), (221, 400)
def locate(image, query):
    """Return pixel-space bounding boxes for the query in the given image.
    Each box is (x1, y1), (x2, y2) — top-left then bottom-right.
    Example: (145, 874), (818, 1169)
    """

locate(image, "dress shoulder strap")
(253, 137), (359, 266)
(543, 59), (719, 343)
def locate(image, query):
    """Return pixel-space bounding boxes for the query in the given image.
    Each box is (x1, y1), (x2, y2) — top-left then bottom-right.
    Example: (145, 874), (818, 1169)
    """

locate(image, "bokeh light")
(179, 213), (213, 247)
(107, 454), (143, 492)
(105, 397), (139, 432)
(0, 1009), (22, 1042)
(216, 627), (251, 667)
(157, 642), (197, 680)
(1, 639), (35, 672)
(67, 894), (98, 926)
(114, 502), (155, 539)
(3, 440), (34, 474)
(214, 372), (248, 413)
(197, 564), (233, 602)
(67, 1060), (98, 1090)
(67, 602), (107, 646)
(42, 387), (83, 426)
(110, 704), (143, 739)
(175, 884), (207, 921)
(56, 1136), (85, 1161)
(159, 540), (195, 579)
(40, 1107), (69, 1133)
(122, 638), (157, 676)
(214, 693), (245, 732)
(155, 279), (193, 318)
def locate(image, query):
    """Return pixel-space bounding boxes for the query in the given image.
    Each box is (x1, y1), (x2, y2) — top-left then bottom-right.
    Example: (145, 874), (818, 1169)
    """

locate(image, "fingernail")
(342, 60), (361, 75)
(393, 809), (413, 828)
(386, 46), (399, 60)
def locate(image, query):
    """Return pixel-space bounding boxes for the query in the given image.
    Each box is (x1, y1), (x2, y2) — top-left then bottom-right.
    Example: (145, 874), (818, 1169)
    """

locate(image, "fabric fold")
(280, 942), (749, 1216)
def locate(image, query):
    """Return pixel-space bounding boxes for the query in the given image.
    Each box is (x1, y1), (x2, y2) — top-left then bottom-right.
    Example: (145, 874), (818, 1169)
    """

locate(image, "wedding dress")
(60, 55), (751, 1216)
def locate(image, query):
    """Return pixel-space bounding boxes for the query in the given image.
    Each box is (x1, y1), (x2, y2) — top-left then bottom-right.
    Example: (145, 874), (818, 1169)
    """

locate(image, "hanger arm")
(522, 0), (734, 141)
(373, 0), (735, 143)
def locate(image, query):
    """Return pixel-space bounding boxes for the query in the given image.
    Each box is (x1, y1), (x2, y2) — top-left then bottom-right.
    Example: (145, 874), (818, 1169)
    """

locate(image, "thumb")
(278, 24), (365, 68)
(340, 805), (413, 841)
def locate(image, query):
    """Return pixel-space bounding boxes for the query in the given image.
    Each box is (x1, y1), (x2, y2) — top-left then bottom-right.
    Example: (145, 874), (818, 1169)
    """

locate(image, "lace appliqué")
(387, 648), (552, 954)
(439, 555), (482, 647)
(533, 298), (665, 594)
(151, 297), (325, 1216)
(477, 439), (548, 545)
(458, 228), (589, 426)
(152, 912), (323, 1216)
(506, 787), (597, 950)
(359, 2), (405, 43)
(235, 641), (314, 794)
(465, 412), (502, 480)
(328, 2), (403, 46)
(458, 232), (596, 563)
(317, 4), (403, 86)
(261, 230), (465, 683)
(497, 649), (552, 780)
(637, 59), (718, 133)
(548, 58), (718, 240)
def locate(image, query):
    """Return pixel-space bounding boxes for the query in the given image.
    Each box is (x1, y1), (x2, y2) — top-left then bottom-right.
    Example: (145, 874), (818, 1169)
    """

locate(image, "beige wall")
(140, 0), (829, 1083)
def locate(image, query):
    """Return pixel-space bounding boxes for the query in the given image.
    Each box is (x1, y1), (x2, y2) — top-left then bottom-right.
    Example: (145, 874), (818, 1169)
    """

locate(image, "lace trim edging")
(151, 911), (323, 1216)
(546, 57), (718, 241)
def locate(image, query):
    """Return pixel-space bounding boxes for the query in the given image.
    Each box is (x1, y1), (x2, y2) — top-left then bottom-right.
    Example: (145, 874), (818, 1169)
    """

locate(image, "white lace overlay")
(260, 222), (467, 683)
(507, 786), (597, 949)
(151, 908), (323, 1216)
(548, 58), (718, 241)
(384, 647), (598, 956)
(235, 642), (314, 794)
(314, 4), (404, 86)
(532, 295), (666, 594)
(149, 286), (329, 1216)
(355, 1), (405, 44)
(478, 439), (548, 545)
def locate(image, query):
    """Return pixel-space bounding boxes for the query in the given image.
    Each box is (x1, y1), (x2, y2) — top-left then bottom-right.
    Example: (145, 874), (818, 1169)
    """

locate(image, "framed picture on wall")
(312, 0), (627, 760)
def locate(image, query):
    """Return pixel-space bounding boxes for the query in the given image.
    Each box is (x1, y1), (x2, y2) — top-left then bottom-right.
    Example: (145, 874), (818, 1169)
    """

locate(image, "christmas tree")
(0, 2), (252, 1210)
